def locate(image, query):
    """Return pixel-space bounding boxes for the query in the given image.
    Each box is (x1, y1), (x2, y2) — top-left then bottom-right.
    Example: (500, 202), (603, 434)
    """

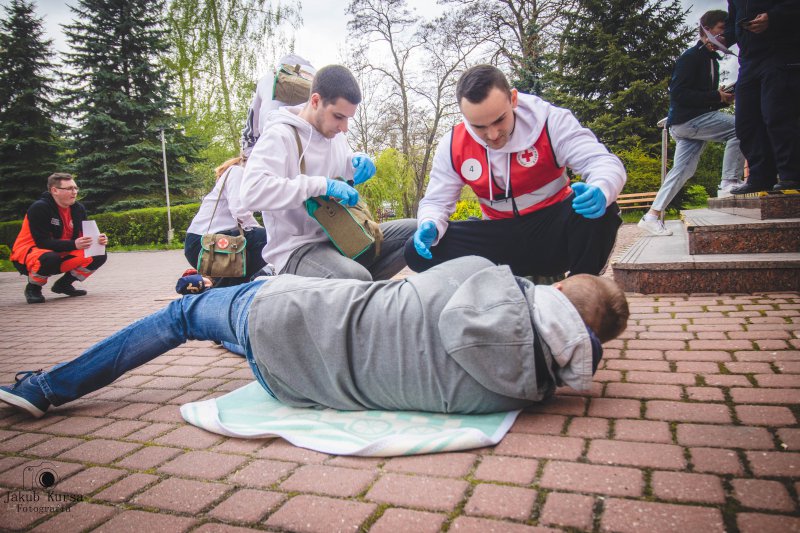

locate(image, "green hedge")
(0, 203), (200, 248)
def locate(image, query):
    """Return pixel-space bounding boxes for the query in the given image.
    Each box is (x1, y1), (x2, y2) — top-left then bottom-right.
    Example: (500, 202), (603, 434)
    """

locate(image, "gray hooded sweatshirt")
(248, 256), (595, 414)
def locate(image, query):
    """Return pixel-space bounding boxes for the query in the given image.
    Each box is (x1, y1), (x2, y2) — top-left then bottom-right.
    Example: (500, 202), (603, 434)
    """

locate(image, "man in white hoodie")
(406, 65), (627, 279)
(242, 65), (417, 281)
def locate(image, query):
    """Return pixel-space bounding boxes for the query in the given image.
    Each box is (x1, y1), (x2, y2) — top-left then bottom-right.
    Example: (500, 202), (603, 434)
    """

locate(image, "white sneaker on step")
(637, 217), (673, 236)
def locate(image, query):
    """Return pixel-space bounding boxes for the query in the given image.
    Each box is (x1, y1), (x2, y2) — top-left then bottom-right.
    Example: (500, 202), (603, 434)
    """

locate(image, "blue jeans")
(37, 281), (273, 406)
(651, 111), (744, 211)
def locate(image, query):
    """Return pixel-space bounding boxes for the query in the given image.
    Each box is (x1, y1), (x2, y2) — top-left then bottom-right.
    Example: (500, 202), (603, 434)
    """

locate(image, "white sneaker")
(637, 217), (673, 236)
(718, 180), (740, 198)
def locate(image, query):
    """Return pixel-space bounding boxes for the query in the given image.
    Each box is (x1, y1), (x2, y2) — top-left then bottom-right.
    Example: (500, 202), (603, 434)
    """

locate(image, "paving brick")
(158, 450), (248, 480)
(736, 405), (797, 426)
(42, 416), (112, 436)
(133, 477), (230, 513)
(190, 523), (261, 533)
(626, 371), (696, 385)
(139, 405), (185, 423)
(494, 434), (583, 460)
(605, 383), (682, 400)
(736, 513), (800, 533)
(256, 439), (329, 464)
(115, 446), (182, 470)
(646, 400), (731, 424)
(123, 422), (175, 442)
(539, 492), (594, 530)
(154, 425), (224, 449)
(0, 489), (56, 530)
(0, 456), (27, 474)
(526, 395), (586, 415)
(687, 386), (725, 401)
(208, 488), (284, 523)
(30, 502), (117, 532)
(473, 456), (538, 485)
(778, 428), (800, 451)
(587, 398), (641, 418)
(651, 471), (725, 503)
(540, 461), (642, 497)
(227, 458), (297, 488)
(665, 350), (732, 362)
(613, 419), (672, 443)
(600, 498), (724, 533)
(510, 413), (566, 435)
(605, 360), (670, 371)
(51, 466), (126, 495)
(93, 473), (159, 503)
(732, 479), (795, 511)
(280, 464), (376, 497)
(690, 447), (744, 475)
(93, 509), (198, 533)
(753, 373), (800, 387)
(621, 349), (667, 360)
(567, 417), (609, 438)
(89, 420), (149, 439)
(677, 362), (719, 373)
(735, 350), (800, 362)
(449, 516), (541, 532)
(705, 374), (753, 387)
(57, 439), (141, 464)
(0, 432), (51, 452)
(464, 483), (536, 520)
(366, 473), (469, 511)
(26, 436), (84, 457)
(211, 438), (265, 455)
(588, 440), (685, 469)
(746, 451), (800, 477)
(265, 495), (376, 533)
(106, 403), (159, 420)
(677, 424), (775, 449)
(124, 388), (185, 404)
(370, 508), (446, 533)
(383, 452), (476, 478)
(628, 340), (686, 350)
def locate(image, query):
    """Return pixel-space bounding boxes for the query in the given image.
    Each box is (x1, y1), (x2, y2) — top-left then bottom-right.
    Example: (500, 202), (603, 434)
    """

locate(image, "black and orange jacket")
(11, 192), (87, 263)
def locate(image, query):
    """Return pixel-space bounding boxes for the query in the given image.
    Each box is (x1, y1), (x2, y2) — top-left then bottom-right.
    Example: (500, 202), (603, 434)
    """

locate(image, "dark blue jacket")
(667, 42), (726, 127)
(724, 0), (800, 63)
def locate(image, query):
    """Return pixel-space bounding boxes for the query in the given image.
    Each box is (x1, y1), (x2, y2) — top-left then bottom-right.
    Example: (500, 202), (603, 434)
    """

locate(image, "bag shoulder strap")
(205, 167), (233, 235)
(290, 126), (306, 175)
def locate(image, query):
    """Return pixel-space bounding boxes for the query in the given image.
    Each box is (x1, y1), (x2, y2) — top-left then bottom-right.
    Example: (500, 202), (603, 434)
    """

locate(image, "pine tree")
(62, 0), (200, 212)
(543, 0), (692, 153)
(0, 0), (63, 221)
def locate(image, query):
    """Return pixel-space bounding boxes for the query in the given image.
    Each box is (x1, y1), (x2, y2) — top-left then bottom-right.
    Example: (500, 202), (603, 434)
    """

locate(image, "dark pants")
(404, 195), (622, 277)
(37, 252), (107, 276)
(735, 59), (800, 187)
(184, 228), (268, 287)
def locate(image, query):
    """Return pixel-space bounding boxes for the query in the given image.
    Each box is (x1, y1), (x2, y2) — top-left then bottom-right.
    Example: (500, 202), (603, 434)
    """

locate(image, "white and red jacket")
(418, 92), (626, 243)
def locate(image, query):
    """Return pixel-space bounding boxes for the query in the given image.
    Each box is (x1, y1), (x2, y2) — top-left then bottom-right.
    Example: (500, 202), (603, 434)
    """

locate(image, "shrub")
(450, 200), (482, 221)
(682, 184), (709, 208)
(0, 244), (10, 260)
(0, 204), (200, 248)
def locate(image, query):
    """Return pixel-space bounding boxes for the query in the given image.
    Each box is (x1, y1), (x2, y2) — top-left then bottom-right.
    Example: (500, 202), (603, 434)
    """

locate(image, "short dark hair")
(699, 10), (727, 35)
(47, 173), (75, 190)
(311, 65), (362, 106)
(456, 65), (512, 105)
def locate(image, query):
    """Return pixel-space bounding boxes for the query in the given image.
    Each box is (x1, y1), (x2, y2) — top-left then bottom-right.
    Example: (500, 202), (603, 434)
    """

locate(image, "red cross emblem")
(517, 147), (538, 167)
(217, 237), (230, 249)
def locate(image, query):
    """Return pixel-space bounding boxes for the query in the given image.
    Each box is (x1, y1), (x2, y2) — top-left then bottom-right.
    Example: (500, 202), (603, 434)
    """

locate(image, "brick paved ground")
(0, 224), (798, 532)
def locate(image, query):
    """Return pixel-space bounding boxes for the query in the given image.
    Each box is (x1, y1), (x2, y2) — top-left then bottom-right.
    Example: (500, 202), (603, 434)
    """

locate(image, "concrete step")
(683, 208), (800, 255)
(708, 191), (800, 220)
(612, 220), (800, 294)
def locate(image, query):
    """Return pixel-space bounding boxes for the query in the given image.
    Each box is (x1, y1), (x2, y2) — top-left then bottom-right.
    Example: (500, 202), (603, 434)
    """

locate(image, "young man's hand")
(352, 154), (376, 185)
(571, 182), (607, 219)
(413, 220), (438, 259)
(745, 12), (769, 33)
(325, 178), (359, 206)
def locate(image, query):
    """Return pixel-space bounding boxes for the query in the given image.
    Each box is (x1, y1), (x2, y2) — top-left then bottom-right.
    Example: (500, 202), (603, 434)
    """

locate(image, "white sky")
(5, 0), (737, 82)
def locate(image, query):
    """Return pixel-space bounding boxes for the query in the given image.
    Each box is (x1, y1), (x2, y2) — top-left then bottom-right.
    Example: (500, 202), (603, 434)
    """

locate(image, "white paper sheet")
(82, 220), (106, 257)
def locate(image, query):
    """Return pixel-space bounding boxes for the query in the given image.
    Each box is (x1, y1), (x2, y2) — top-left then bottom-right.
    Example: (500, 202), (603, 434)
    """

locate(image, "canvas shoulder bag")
(273, 64), (313, 106)
(292, 127), (384, 259)
(196, 170), (247, 278)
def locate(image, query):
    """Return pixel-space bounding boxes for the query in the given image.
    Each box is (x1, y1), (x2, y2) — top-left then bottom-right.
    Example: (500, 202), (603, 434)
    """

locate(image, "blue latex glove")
(352, 154), (376, 185)
(325, 178), (359, 207)
(571, 181), (607, 219)
(413, 220), (438, 260)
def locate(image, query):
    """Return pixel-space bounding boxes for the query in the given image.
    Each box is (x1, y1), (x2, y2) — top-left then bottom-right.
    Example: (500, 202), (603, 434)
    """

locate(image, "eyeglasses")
(55, 187), (79, 192)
